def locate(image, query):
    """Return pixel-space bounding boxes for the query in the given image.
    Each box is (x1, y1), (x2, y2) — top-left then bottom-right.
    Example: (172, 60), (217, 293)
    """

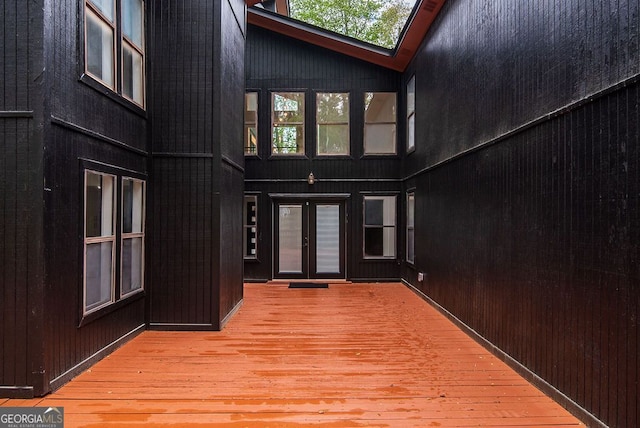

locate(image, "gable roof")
(245, 0), (447, 72)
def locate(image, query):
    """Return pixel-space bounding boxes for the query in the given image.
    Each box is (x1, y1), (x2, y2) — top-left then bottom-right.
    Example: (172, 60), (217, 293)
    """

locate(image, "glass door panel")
(278, 204), (303, 273)
(315, 204), (340, 274)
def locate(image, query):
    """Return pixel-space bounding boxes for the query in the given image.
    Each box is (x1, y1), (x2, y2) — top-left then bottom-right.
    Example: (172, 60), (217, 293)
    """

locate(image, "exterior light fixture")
(307, 172), (315, 185)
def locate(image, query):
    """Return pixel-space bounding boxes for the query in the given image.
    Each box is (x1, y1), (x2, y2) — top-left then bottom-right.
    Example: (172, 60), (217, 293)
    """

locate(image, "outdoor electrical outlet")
(418, 272), (424, 282)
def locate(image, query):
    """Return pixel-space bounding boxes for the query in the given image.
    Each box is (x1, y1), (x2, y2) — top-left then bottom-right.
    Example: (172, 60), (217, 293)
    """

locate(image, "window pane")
(407, 194), (415, 227)
(407, 75), (416, 114)
(85, 241), (114, 311)
(272, 92), (304, 154)
(407, 229), (415, 263)
(365, 93), (396, 123)
(407, 113), (415, 151)
(364, 228), (383, 257)
(364, 123), (396, 154)
(86, 9), (114, 87)
(365, 199), (384, 225)
(123, 178), (144, 233)
(245, 92), (258, 155)
(122, 237), (143, 295)
(317, 93), (349, 122)
(123, 42), (144, 105)
(86, 172), (114, 237)
(88, 0), (114, 22)
(244, 196), (258, 259)
(278, 205), (302, 273)
(317, 124), (349, 155)
(122, 0), (144, 48)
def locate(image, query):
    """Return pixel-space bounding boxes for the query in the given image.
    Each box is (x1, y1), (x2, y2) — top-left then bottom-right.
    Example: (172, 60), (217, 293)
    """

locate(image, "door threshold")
(268, 279), (351, 285)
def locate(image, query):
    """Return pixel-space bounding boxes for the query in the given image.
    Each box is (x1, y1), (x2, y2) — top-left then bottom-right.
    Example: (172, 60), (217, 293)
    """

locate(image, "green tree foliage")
(289, 0), (413, 49)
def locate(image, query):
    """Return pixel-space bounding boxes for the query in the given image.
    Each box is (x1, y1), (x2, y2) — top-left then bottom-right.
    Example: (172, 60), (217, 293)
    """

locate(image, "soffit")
(245, 0), (447, 72)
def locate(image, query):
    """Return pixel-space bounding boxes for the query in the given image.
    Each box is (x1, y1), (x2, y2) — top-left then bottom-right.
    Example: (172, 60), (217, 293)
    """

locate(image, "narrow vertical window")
(245, 92), (258, 155)
(84, 171), (116, 314)
(364, 92), (396, 154)
(244, 196), (258, 259)
(122, 0), (145, 106)
(272, 92), (305, 155)
(364, 195), (396, 259)
(316, 92), (349, 155)
(85, 1), (115, 88)
(406, 75), (416, 152)
(406, 192), (415, 264)
(121, 178), (145, 297)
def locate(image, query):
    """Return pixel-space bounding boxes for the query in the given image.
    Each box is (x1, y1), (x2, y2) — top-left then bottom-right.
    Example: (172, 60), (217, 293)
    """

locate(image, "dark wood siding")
(41, 0), (147, 394)
(404, 1), (639, 426)
(1, 0), (46, 397)
(245, 25), (402, 281)
(148, 0), (245, 329)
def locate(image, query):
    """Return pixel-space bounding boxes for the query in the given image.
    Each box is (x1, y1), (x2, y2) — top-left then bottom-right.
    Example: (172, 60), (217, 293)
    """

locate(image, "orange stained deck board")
(3, 283), (583, 427)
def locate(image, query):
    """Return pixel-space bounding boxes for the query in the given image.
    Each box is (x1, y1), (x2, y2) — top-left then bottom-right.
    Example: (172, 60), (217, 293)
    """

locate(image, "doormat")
(288, 282), (329, 288)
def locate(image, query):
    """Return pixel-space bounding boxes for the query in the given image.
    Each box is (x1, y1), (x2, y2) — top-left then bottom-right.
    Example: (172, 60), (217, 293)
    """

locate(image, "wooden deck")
(3, 283), (583, 427)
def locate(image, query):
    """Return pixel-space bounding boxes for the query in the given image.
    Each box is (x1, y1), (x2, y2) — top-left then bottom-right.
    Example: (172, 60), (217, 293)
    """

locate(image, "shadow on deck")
(2, 282), (583, 427)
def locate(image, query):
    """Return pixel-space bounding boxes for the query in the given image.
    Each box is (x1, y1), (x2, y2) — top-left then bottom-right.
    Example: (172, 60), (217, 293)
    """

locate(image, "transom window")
(245, 92), (258, 155)
(272, 92), (305, 155)
(406, 75), (416, 152)
(316, 92), (350, 156)
(363, 195), (397, 259)
(364, 92), (397, 154)
(84, 0), (145, 107)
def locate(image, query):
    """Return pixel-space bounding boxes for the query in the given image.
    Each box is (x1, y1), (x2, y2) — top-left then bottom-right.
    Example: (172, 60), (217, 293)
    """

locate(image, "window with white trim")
(83, 169), (146, 315)
(84, 171), (116, 313)
(244, 195), (258, 259)
(364, 195), (396, 259)
(272, 92), (305, 154)
(121, 178), (145, 297)
(316, 92), (349, 155)
(406, 192), (415, 264)
(85, 0), (145, 107)
(406, 75), (415, 152)
(364, 92), (396, 154)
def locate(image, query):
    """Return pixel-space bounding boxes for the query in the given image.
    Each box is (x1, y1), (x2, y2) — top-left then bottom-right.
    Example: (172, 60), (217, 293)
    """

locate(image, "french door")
(274, 200), (345, 279)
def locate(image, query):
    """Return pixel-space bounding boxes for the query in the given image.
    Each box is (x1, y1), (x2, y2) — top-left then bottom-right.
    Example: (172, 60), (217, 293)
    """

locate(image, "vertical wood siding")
(405, 1), (639, 426)
(244, 25), (403, 281)
(148, 0), (245, 329)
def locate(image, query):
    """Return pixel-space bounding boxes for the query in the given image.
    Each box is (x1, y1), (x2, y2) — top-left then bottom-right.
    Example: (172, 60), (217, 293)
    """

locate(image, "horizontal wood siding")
(245, 25), (402, 281)
(41, 0), (147, 393)
(404, 1), (639, 426)
(1, 0), (46, 396)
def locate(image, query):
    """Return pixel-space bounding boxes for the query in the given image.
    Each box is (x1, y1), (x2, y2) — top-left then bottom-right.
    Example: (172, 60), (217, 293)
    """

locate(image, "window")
(121, 178), (145, 297)
(272, 92), (305, 154)
(364, 195), (396, 259)
(83, 169), (146, 315)
(85, 0), (145, 107)
(364, 92), (396, 154)
(84, 171), (116, 313)
(406, 192), (415, 264)
(244, 195), (258, 259)
(317, 92), (349, 155)
(245, 92), (258, 155)
(406, 75), (415, 152)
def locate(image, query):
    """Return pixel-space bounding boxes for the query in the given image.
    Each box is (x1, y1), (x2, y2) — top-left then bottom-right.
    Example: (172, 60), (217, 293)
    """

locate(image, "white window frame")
(271, 92), (305, 155)
(364, 92), (397, 155)
(406, 192), (415, 264)
(406, 75), (416, 153)
(121, 177), (146, 298)
(245, 92), (259, 155)
(363, 195), (397, 259)
(244, 195), (258, 259)
(316, 92), (350, 156)
(84, 170), (117, 315)
(84, 0), (146, 108)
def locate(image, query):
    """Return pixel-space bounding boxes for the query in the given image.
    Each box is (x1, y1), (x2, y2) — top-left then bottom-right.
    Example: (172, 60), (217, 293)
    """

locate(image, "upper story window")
(272, 92), (305, 155)
(363, 195), (397, 259)
(406, 75), (415, 153)
(85, 0), (145, 108)
(316, 92), (350, 156)
(245, 92), (258, 155)
(364, 92), (397, 155)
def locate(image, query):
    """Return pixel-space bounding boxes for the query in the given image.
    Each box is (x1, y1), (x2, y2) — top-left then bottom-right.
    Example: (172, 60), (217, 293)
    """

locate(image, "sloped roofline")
(245, 0), (447, 72)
